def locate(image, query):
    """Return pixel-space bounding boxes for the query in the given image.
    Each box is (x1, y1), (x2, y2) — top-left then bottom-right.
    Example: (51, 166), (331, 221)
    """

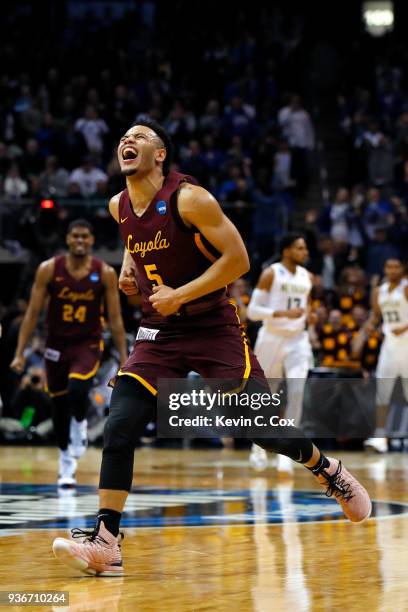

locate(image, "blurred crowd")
(0, 4), (319, 266)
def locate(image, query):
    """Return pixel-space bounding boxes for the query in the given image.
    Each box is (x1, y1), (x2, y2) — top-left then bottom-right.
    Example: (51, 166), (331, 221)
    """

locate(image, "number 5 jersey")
(118, 171), (229, 321)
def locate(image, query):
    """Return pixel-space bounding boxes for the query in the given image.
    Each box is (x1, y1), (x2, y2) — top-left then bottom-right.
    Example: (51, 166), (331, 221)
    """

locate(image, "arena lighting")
(40, 199), (55, 209)
(362, 1), (394, 37)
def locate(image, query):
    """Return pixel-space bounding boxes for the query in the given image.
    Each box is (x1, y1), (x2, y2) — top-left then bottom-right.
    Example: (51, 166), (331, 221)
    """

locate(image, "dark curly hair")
(132, 118), (174, 175)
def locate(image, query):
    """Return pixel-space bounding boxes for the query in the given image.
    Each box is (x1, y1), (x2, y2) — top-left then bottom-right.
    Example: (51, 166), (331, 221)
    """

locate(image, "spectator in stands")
(218, 164), (242, 200)
(388, 195), (408, 262)
(224, 177), (253, 242)
(329, 187), (350, 243)
(69, 156), (108, 198)
(164, 100), (197, 144)
(365, 227), (398, 279)
(250, 168), (285, 274)
(273, 139), (294, 192)
(199, 100), (223, 134)
(56, 119), (88, 170)
(362, 188), (391, 240)
(3, 163), (28, 199)
(278, 95), (315, 196)
(180, 140), (209, 185)
(347, 186), (365, 249)
(75, 106), (109, 160)
(35, 113), (58, 159)
(367, 133), (394, 187)
(110, 85), (135, 135)
(20, 98), (44, 137)
(20, 138), (43, 178)
(200, 134), (225, 190)
(223, 96), (255, 140)
(38, 156), (70, 198)
(317, 308), (355, 368)
(310, 237), (337, 290)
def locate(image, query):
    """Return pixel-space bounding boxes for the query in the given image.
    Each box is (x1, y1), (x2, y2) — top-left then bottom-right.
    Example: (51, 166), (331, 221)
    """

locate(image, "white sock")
(374, 428), (386, 438)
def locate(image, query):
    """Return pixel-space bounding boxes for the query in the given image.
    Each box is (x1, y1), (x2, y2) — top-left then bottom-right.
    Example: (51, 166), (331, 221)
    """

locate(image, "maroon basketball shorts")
(117, 323), (265, 396)
(44, 337), (103, 396)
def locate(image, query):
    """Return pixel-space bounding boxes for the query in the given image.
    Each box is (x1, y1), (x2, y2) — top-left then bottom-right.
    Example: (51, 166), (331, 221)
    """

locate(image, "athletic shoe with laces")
(363, 437), (388, 454)
(249, 444), (268, 471)
(52, 520), (124, 576)
(57, 450), (77, 488)
(315, 457), (372, 523)
(68, 418), (88, 459)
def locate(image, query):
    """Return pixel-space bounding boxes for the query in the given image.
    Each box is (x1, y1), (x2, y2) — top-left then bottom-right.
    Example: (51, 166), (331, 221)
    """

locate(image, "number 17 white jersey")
(378, 279), (408, 338)
(263, 262), (312, 336)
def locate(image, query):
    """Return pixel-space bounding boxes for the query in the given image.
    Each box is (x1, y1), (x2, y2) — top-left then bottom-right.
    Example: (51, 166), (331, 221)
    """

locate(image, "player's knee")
(67, 378), (91, 405)
(67, 378), (92, 420)
(103, 415), (135, 453)
(104, 376), (155, 450)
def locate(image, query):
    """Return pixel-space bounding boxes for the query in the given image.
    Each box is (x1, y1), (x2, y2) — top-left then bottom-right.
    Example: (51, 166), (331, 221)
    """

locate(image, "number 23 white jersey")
(264, 262), (312, 335)
(378, 279), (408, 338)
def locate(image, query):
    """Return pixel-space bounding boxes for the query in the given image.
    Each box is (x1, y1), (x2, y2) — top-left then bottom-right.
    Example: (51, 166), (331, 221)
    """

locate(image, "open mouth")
(122, 147), (138, 161)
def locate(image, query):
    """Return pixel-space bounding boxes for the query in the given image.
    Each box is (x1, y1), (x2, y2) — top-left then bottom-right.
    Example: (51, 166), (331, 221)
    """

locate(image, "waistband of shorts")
(142, 294), (229, 324)
(262, 325), (307, 338)
(383, 331), (408, 342)
(45, 333), (102, 346)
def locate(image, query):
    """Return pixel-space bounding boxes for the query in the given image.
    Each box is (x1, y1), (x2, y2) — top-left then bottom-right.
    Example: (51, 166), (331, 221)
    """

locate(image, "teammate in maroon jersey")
(52, 120), (371, 577)
(11, 219), (127, 486)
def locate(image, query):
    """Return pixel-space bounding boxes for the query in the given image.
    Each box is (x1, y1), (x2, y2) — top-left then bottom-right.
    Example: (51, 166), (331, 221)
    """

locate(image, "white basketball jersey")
(264, 262), (312, 335)
(378, 280), (408, 338)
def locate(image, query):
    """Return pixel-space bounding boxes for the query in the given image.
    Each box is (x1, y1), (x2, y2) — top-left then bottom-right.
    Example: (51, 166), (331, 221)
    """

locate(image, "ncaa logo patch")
(90, 272), (100, 282)
(156, 200), (167, 215)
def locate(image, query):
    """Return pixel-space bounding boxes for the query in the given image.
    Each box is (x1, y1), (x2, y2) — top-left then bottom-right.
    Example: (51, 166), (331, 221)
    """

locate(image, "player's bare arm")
(306, 273), (317, 324)
(364, 287), (382, 333)
(149, 184), (250, 316)
(247, 265), (304, 321)
(109, 193), (139, 296)
(102, 264), (128, 364)
(247, 267), (274, 321)
(351, 322), (370, 359)
(392, 284), (408, 335)
(10, 259), (54, 373)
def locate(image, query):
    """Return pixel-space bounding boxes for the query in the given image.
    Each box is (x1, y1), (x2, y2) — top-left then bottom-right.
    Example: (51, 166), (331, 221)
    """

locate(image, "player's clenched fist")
(10, 354), (26, 374)
(118, 266), (139, 295)
(149, 284), (182, 316)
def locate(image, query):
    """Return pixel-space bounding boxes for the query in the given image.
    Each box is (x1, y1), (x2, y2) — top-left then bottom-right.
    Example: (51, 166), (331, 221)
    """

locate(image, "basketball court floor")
(1, 446), (408, 611)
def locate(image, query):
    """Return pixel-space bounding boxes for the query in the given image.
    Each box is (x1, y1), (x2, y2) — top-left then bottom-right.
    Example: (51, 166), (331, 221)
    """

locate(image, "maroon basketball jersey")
(118, 171), (227, 316)
(46, 255), (104, 341)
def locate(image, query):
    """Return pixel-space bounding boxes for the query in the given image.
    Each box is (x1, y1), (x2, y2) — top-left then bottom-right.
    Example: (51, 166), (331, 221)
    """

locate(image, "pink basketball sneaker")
(53, 521), (124, 576)
(315, 458), (372, 523)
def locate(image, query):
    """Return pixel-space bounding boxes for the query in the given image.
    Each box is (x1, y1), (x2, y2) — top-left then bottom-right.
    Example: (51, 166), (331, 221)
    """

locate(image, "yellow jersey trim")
(194, 233), (217, 263)
(69, 359), (100, 380)
(117, 371), (158, 396)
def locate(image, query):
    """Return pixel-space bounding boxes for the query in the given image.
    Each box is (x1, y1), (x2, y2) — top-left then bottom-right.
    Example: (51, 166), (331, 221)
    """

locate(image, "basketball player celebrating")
(10, 220), (127, 486)
(247, 234), (313, 474)
(52, 120), (371, 577)
(364, 258), (408, 453)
